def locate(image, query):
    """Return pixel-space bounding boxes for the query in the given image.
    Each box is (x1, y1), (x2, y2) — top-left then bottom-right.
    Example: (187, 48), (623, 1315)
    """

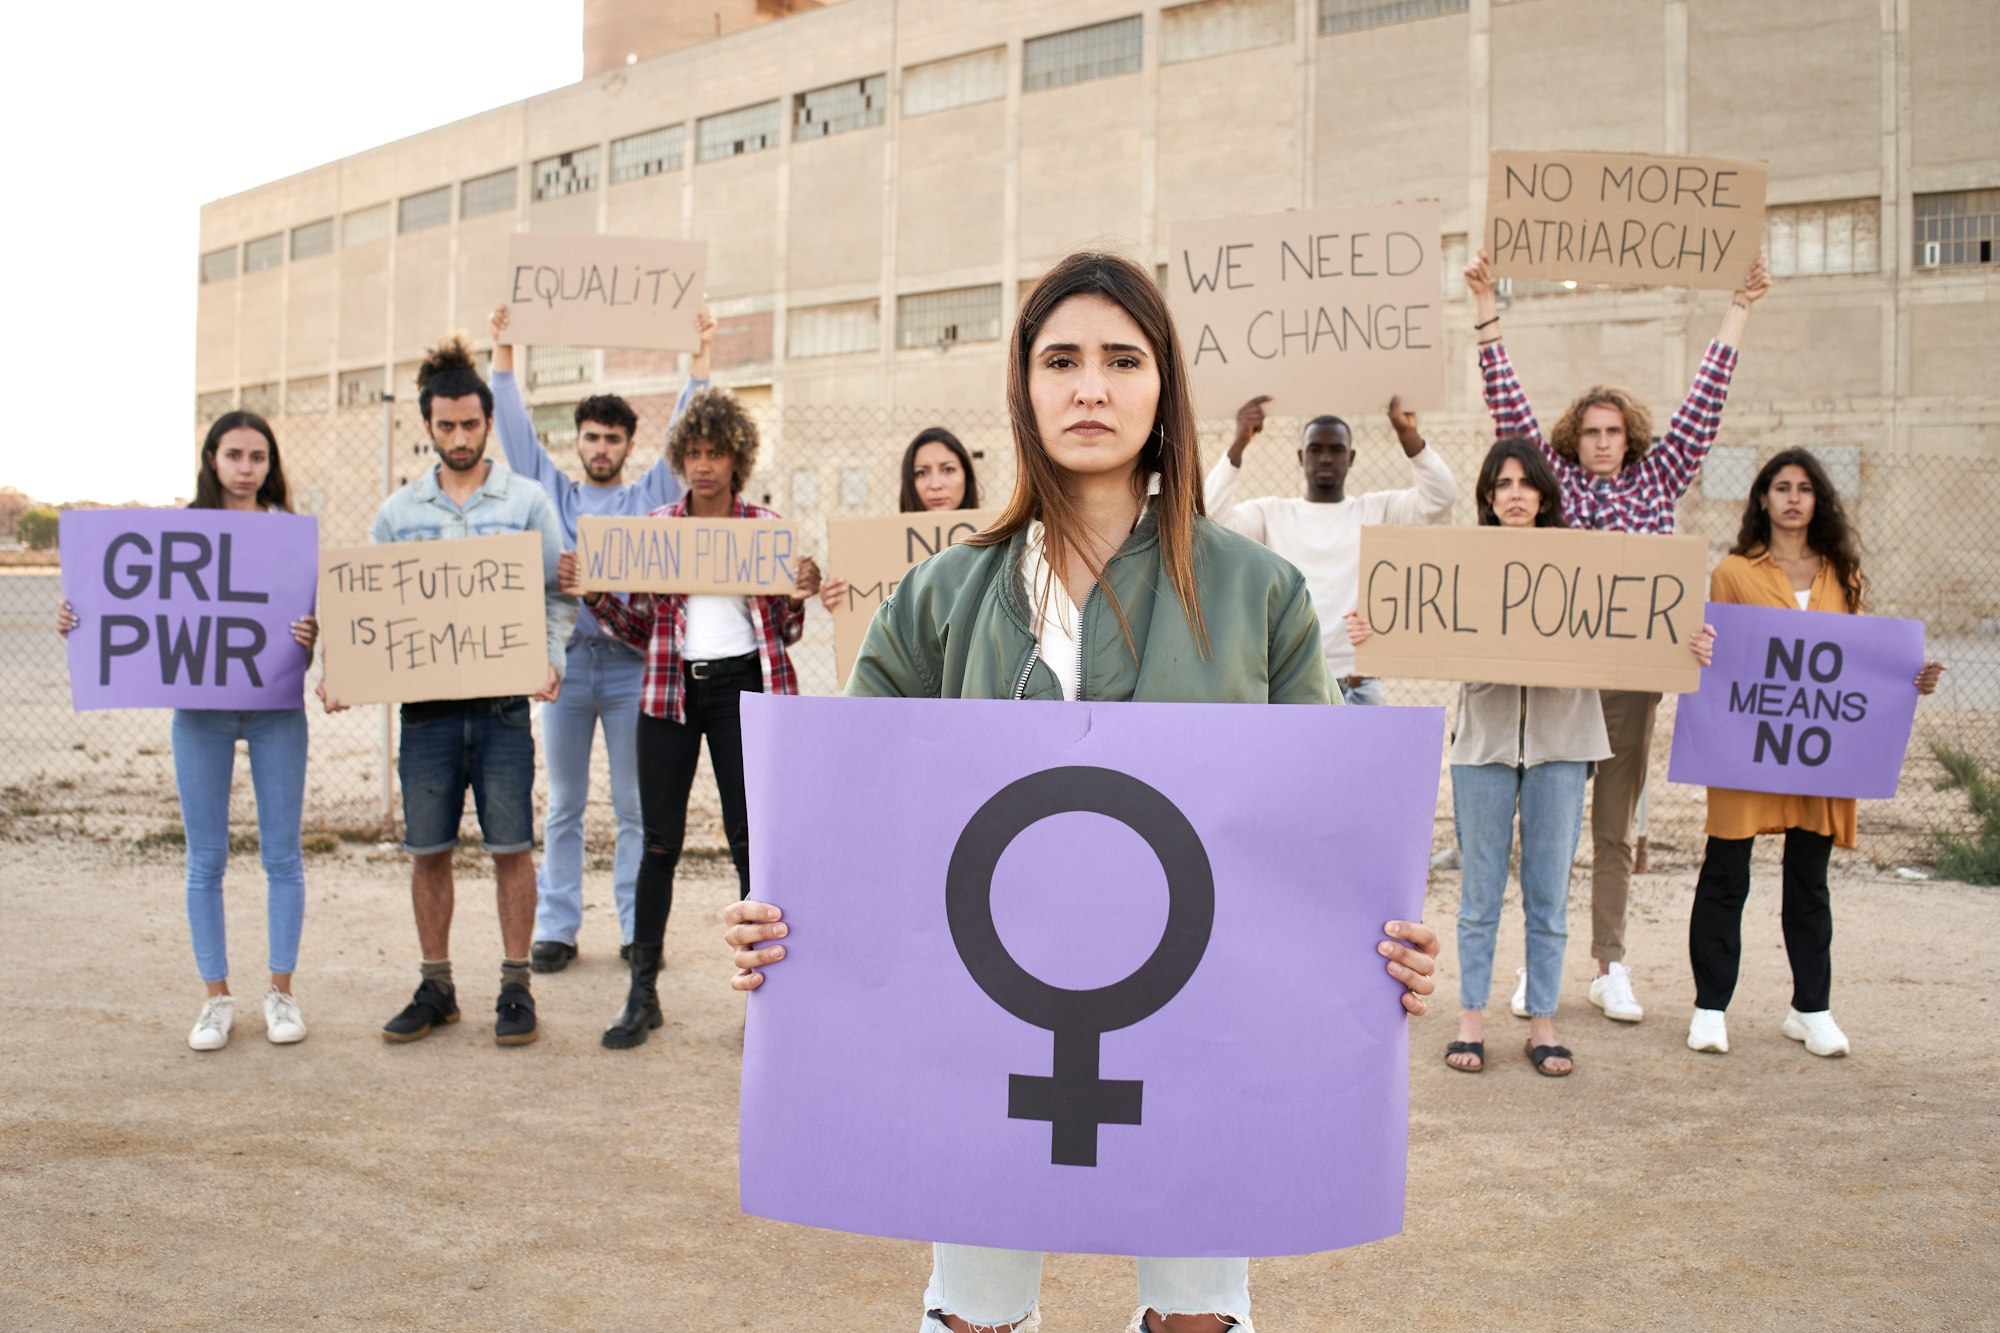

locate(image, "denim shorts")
(397, 696), (537, 855)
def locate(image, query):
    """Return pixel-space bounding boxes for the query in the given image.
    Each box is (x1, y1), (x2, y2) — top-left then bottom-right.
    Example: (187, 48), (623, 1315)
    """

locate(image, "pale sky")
(0, 1), (584, 505)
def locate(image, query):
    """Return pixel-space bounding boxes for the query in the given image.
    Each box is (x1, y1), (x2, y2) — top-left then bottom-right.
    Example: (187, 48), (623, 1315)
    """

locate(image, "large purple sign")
(738, 694), (1444, 1258)
(1668, 601), (1924, 799)
(60, 509), (319, 711)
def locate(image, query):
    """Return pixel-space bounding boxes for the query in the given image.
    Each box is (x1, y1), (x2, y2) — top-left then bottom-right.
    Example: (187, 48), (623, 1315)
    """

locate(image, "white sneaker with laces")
(1687, 1007), (1729, 1053)
(1508, 966), (1530, 1018)
(1125, 1310), (1251, 1333)
(264, 989), (308, 1045)
(189, 995), (235, 1051)
(1589, 960), (1644, 1022)
(1782, 1007), (1849, 1057)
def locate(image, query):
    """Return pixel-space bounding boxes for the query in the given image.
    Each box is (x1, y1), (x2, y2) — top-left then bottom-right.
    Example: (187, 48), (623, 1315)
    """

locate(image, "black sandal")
(1525, 1041), (1574, 1077)
(1444, 1040), (1485, 1073)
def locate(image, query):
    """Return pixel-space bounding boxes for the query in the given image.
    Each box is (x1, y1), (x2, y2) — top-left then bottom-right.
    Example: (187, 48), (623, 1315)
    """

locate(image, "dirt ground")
(2, 819), (1994, 1332)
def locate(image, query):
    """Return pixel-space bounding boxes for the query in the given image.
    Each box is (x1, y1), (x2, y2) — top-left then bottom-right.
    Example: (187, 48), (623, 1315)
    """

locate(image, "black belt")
(686, 651), (758, 681)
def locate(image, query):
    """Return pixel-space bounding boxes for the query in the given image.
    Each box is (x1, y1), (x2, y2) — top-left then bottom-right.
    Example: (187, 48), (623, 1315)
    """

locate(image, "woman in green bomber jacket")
(722, 251), (1441, 1333)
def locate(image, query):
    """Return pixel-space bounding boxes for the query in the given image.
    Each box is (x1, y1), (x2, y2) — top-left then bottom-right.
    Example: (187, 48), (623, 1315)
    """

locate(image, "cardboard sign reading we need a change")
(1486, 150), (1767, 289)
(318, 532), (548, 705)
(1169, 201), (1445, 419)
(504, 234), (707, 351)
(575, 514), (801, 597)
(1355, 526), (1708, 693)
(828, 509), (1002, 686)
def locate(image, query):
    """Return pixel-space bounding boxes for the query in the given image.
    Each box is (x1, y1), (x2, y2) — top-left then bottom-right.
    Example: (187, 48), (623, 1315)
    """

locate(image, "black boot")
(602, 944), (664, 1049)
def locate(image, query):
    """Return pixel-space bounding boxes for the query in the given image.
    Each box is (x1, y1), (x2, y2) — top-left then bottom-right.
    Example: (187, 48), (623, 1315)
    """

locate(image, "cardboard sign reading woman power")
(575, 514), (801, 596)
(738, 695), (1444, 1258)
(1355, 526), (1708, 692)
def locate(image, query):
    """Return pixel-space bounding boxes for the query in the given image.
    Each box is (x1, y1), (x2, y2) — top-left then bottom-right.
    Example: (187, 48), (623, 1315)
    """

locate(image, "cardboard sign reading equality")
(504, 234), (707, 352)
(1169, 201), (1445, 419)
(318, 532), (548, 705)
(1486, 150), (1767, 290)
(1354, 525), (1707, 693)
(60, 509), (319, 711)
(575, 514), (800, 596)
(827, 509), (1003, 686)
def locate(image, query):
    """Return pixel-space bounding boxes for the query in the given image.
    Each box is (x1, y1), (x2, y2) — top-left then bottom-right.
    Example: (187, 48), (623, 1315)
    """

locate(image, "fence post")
(378, 391), (395, 830)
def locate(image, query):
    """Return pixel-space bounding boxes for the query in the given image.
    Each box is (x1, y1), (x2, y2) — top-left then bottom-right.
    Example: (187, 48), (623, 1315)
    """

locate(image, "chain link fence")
(3, 396), (1995, 873)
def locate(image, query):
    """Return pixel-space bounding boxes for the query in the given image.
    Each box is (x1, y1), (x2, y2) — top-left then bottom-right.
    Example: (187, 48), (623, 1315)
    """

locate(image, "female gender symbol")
(946, 765), (1214, 1168)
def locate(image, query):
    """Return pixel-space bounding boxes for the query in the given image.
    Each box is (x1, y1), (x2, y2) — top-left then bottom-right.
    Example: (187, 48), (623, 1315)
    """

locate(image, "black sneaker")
(382, 979), (459, 1042)
(494, 983), (538, 1046)
(530, 940), (577, 973)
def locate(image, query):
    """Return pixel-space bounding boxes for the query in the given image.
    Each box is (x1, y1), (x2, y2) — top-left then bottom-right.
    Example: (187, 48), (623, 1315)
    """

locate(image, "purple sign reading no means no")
(738, 694), (1444, 1258)
(61, 509), (319, 711)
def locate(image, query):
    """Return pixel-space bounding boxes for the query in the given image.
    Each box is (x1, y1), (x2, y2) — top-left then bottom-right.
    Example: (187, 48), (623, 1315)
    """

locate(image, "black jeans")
(632, 656), (761, 947)
(1689, 829), (1834, 1012)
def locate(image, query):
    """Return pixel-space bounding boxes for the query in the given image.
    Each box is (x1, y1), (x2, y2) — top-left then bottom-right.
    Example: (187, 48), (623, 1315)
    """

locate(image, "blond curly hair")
(1547, 386), (1655, 469)
(667, 388), (761, 494)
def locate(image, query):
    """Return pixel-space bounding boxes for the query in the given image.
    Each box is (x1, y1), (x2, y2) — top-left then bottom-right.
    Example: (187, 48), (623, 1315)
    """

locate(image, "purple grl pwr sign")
(737, 695), (1444, 1259)
(1668, 601), (1925, 800)
(60, 509), (319, 711)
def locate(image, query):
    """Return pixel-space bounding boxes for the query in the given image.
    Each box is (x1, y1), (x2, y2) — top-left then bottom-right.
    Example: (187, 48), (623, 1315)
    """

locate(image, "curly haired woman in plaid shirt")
(1463, 246), (1770, 1029)
(561, 389), (822, 1049)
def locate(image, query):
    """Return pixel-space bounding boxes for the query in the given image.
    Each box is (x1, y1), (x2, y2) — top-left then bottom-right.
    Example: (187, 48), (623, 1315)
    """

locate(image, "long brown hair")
(1475, 437), (1568, 529)
(1733, 448), (1867, 612)
(971, 251), (1208, 656)
(1548, 385), (1655, 469)
(192, 412), (291, 512)
(897, 427), (980, 513)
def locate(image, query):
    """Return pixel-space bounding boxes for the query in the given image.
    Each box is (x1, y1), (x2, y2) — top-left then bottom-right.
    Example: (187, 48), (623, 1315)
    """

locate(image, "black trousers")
(632, 658), (761, 947)
(1688, 829), (1834, 1013)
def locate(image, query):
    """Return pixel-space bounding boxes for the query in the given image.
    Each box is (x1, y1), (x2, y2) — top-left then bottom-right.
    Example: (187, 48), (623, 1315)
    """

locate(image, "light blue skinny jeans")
(921, 1245), (1249, 1330)
(171, 708), (308, 983)
(1450, 760), (1589, 1018)
(534, 637), (647, 947)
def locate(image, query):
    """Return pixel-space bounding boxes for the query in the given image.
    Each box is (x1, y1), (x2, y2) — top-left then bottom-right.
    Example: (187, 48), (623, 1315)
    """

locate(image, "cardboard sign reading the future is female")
(827, 509), (1003, 686)
(1168, 201), (1445, 419)
(503, 234), (708, 351)
(738, 694), (1444, 1257)
(317, 532), (548, 705)
(575, 514), (801, 597)
(1354, 525), (1708, 693)
(1485, 150), (1767, 289)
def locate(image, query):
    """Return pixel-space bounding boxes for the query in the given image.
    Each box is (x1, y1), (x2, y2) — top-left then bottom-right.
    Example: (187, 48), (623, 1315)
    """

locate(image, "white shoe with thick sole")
(1126, 1310), (1251, 1333)
(1508, 966), (1530, 1018)
(264, 989), (308, 1044)
(1782, 1008), (1849, 1057)
(1687, 1007), (1729, 1053)
(189, 995), (235, 1051)
(1589, 960), (1645, 1022)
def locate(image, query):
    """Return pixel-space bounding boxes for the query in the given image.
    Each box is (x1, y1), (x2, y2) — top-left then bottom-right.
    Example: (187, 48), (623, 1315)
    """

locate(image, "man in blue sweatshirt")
(487, 303), (714, 971)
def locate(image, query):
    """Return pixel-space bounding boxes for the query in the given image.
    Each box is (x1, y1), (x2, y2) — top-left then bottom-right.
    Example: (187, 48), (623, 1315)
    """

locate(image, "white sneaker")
(1687, 1007), (1729, 1053)
(189, 995), (235, 1051)
(1782, 1007), (1850, 1057)
(1125, 1311), (1250, 1333)
(1589, 961), (1645, 1022)
(264, 989), (308, 1045)
(1508, 967), (1530, 1018)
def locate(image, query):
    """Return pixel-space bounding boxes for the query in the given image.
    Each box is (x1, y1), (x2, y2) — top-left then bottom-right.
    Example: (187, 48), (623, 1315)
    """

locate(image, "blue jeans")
(397, 698), (537, 855)
(1338, 676), (1387, 706)
(1450, 761), (1589, 1018)
(921, 1245), (1249, 1330)
(534, 638), (645, 946)
(171, 708), (309, 983)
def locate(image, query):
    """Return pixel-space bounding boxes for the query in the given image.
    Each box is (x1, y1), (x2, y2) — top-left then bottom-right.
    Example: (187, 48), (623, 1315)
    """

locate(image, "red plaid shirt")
(591, 494), (803, 723)
(1479, 337), (1739, 535)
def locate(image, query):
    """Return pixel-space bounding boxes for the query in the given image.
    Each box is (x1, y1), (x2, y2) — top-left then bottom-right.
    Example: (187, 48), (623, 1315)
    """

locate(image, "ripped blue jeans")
(921, 1243), (1249, 1330)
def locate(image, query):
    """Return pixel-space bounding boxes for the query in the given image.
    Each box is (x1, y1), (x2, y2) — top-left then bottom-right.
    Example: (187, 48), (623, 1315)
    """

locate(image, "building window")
(527, 345), (594, 390)
(611, 124), (685, 183)
(1913, 189), (1999, 270)
(338, 367), (386, 409)
(244, 233), (284, 274)
(1024, 16), (1143, 92)
(461, 167), (518, 220)
(1162, 0), (1293, 64)
(195, 390), (234, 421)
(791, 468), (821, 511)
(698, 101), (782, 163)
(1762, 200), (1879, 278)
(903, 47), (1007, 117)
(898, 285), (1004, 349)
(787, 301), (881, 358)
(199, 248), (237, 285)
(839, 467), (871, 511)
(291, 218), (334, 261)
(398, 185), (452, 234)
(795, 74), (887, 141)
(533, 148), (599, 201)
(343, 203), (390, 247)
(394, 360), (425, 397)
(240, 382), (281, 416)
(1318, 0), (1467, 35)
(530, 401), (580, 449)
(285, 375), (330, 414)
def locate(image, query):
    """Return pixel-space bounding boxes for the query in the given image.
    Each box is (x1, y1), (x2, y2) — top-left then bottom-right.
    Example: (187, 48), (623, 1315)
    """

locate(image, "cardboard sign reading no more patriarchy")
(504, 234), (707, 352)
(828, 509), (1003, 686)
